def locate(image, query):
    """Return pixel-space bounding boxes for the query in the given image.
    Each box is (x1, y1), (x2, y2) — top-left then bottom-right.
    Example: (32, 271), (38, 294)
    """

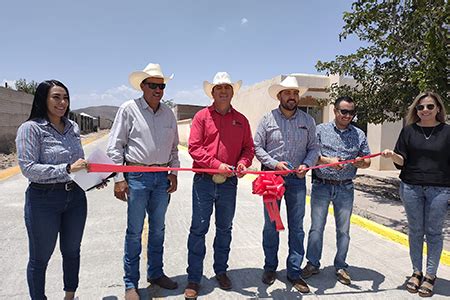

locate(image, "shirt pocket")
(266, 124), (283, 143)
(292, 125), (308, 145)
(40, 133), (68, 162)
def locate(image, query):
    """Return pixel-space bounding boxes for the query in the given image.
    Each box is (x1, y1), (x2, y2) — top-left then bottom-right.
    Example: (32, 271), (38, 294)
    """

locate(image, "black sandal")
(418, 275), (436, 297)
(406, 272), (423, 293)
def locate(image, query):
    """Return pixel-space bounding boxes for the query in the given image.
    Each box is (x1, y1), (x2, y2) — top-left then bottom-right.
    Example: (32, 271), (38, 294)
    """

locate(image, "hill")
(72, 105), (119, 121)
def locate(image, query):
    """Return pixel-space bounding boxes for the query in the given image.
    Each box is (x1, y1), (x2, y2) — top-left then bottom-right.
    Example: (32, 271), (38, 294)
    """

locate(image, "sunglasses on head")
(143, 82), (166, 90)
(416, 104), (435, 111)
(338, 109), (356, 116)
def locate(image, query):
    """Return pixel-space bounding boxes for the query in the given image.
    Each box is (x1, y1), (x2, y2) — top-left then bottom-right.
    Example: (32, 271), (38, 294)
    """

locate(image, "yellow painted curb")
(80, 131), (109, 146)
(178, 144), (188, 151)
(0, 166), (20, 181)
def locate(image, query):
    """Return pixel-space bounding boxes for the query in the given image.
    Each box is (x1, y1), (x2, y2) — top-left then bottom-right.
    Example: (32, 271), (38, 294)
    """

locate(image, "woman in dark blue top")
(382, 91), (450, 297)
(16, 80), (88, 300)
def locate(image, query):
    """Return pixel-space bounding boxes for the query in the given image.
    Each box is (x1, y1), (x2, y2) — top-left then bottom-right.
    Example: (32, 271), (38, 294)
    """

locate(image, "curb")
(0, 131), (109, 182)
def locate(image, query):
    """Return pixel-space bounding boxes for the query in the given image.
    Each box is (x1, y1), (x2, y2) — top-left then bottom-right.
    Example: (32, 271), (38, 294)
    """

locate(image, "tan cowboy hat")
(203, 72), (242, 99)
(268, 76), (308, 100)
(129, 63), (174, 91)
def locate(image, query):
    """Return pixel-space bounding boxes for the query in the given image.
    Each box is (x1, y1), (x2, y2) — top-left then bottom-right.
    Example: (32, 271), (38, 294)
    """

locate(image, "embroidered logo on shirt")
(232, 120), (243, 126)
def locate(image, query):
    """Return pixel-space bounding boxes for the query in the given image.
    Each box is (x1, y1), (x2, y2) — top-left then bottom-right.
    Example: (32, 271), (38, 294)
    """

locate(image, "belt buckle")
(212, 174), (227, 184)
(65, 182), (74, 191)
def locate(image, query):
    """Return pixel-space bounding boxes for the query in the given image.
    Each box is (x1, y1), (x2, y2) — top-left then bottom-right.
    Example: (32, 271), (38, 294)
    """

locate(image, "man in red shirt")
(184, 72), (254, 299)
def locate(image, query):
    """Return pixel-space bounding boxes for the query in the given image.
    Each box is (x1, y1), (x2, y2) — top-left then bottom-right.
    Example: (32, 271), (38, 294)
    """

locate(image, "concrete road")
(1, 135), (449, 299)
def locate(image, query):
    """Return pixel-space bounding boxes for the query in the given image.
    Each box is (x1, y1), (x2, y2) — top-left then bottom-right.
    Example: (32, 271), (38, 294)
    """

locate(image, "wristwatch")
(66, 164), (71, 174)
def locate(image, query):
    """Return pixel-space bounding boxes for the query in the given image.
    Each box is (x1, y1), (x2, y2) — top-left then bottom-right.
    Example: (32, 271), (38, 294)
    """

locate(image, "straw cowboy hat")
(129, 63), (174, 91)
(268, 76), (308, 100)
(203, 72), (242, 99)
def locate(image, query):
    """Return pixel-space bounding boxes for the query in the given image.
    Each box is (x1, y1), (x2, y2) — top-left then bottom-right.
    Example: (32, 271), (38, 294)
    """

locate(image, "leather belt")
(196, 173), (232, 184)
(30, 181), (77, 191)
(126, 161), (169, 167)
(314, 177), (353, 186)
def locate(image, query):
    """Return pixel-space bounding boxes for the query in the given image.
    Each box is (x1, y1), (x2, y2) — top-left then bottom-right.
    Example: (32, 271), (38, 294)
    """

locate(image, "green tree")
(15, 78), (38, 95)
(162, 98), (175, 108)
(316, 0), (448, 124)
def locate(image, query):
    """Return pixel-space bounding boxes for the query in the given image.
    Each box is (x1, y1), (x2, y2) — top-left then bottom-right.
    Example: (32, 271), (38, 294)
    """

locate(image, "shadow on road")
(396, 275), (450, 297)
(306, 265), (385, 295)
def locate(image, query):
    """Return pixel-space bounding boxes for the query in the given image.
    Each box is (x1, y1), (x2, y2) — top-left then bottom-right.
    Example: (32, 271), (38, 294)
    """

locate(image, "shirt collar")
(41, 117), (73, 133)
(332, 119), (352, 132)
(276, 106), (300, 120)
(138, 97), (163, 114)
(208, 104), (234, 115)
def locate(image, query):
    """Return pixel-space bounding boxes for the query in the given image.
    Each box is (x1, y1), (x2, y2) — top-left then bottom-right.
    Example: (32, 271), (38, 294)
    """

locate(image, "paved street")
(1, 135), (449, 299)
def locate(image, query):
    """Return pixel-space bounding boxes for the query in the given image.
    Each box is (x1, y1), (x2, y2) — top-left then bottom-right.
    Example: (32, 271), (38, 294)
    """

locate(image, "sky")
(0, 0), (364, 109)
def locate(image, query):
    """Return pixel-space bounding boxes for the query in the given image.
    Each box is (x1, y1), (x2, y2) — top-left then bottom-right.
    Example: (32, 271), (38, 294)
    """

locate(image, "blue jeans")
(24, 185), (87, 300)
(123, 172), (170, 290)
(187, 174), (238, 284)
(263, 175), (306, 279)
(306, 180), (354, 270)
(400, 182), (450, 275)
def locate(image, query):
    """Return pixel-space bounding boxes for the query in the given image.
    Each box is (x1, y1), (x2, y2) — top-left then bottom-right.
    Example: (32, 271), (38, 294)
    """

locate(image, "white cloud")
(218, 26), (227, 32)
(241, 18), (248, 25)
(71, 85), (140, 109)
(1, 79), (17, 89)
(71, 85), (211, 109)
(170, 88), (210, 106)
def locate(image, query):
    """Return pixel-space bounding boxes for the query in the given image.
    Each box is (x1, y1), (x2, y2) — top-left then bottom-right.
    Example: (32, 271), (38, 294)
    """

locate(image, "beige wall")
(232, 76), (281, 134)
(0, 87), (33, 153)
(367, 120), (403, 170)
(177, 118), (192, 146)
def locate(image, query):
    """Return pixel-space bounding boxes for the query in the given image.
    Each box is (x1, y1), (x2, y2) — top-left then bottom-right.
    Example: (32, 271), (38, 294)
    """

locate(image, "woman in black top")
(382, 91), (449, 297)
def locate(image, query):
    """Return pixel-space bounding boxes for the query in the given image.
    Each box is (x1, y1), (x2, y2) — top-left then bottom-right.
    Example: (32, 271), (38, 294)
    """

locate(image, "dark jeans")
(24, 185), (87, 300)
(187, 174), (238, 283)
(262, 175), (307, 279)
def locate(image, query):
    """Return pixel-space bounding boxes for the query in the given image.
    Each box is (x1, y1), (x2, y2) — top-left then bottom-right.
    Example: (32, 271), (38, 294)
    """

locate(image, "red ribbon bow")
(252, 173), (285, 231)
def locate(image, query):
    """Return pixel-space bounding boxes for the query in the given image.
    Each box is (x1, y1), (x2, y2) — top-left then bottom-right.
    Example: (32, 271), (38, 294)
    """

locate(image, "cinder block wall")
(0, 87), (33, 153)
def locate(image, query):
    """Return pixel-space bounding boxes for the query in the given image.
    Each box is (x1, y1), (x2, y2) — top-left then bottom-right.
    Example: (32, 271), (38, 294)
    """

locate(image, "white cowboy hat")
(268, 76), (308, 100)
(129, 63), (174, 91)
(203, 72), (242, 99)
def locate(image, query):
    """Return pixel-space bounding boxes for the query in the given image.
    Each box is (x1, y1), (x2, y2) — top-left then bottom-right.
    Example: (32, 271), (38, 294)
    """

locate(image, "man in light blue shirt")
(303, 96), (371, 286)
(254, 76), (319, 293)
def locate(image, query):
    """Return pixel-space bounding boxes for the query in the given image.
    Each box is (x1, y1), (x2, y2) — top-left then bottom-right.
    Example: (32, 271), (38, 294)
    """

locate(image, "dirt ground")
(354, 174), (400, 201)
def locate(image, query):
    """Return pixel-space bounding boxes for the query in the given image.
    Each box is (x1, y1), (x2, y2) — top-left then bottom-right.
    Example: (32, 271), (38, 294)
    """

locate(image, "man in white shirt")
(107, 63), (180, 300)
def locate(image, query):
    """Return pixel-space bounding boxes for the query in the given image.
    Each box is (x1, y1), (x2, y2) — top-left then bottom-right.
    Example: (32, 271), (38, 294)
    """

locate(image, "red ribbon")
(252, 173), (286, 231)
(88, 153), (381, 175)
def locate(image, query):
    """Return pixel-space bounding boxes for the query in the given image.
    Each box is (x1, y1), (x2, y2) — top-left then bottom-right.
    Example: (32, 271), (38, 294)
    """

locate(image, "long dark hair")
(27, 80), (70, 121)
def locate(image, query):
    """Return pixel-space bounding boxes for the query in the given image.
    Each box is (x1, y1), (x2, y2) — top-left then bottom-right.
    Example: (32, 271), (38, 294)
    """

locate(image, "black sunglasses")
(416, 104), (435, 111)
(338, 109), (356, 116)
(143, 82), (166, 90)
